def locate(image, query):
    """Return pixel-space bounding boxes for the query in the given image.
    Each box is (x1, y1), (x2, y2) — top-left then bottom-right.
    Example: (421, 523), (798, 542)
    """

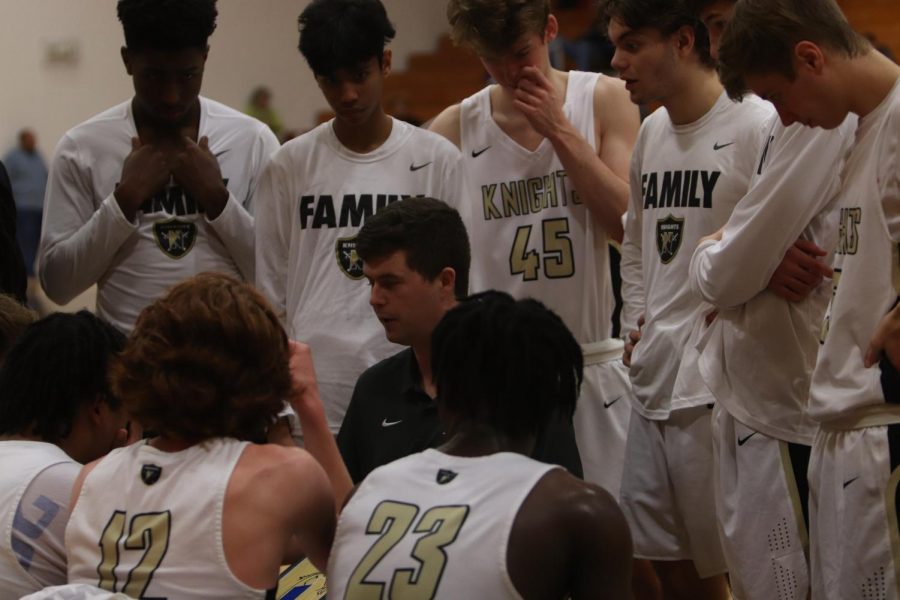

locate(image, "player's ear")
(674, 25), (695, 55)
(121, 47), (132, 75)
(544, 14), (559, 44)
(438, 267), (456, 296)
(382, 49), (392, 76)
(794, 41), (824, 75)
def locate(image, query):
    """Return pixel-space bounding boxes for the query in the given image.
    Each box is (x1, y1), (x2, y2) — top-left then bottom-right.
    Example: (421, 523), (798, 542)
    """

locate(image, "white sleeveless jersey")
(459, 72), (613, 343)
(810, 80), (900, 423)
(328, 449), (557, 600)
(255, 119), (462, 431)
(39, 97), (279, 333)
(690, 114), (857, 444)
(622, 93), (772, 418)
(0, 442), (74, 599)
(65, 438), (265, 599)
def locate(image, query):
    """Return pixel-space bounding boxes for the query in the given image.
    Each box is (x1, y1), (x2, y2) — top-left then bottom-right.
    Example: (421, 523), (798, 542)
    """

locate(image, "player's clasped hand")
(623, 314), (644, 367)
(513, 66), (567, 139)
(767, 239), (834, 302)
(115, 136), (171, 222)
(171, 136), (229, 220)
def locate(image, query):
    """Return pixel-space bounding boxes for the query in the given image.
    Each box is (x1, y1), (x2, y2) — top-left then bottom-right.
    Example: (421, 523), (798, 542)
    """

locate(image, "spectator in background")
(0, 162), (27, 304)
(3, 130), (46, 278)
(245, 85), (284, 138)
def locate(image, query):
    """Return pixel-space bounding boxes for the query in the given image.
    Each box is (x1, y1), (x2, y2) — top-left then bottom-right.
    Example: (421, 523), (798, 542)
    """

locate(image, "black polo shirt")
(338, 347), (583, 483)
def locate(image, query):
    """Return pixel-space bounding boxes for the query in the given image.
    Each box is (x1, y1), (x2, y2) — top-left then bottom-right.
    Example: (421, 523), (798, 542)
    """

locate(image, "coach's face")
(123, 46), (207, 128)
(365, 250), (455, 347)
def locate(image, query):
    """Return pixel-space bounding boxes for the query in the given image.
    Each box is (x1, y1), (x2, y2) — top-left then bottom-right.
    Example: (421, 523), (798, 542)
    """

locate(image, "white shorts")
(711, 405), (810, 600)
(619, 403), (727, 577)
(573, 339), (632, 499)
(809, 422), (900, 600)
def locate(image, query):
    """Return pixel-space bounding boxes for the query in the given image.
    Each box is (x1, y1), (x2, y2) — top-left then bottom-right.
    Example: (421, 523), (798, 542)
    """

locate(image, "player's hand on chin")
(513, 66), (567, 139)
(287, 340), (326, 419)
(171, 135), (229, 220)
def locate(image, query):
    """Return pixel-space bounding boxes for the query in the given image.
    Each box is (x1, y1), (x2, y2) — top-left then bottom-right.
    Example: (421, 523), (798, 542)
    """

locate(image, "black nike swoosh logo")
(603, 396), (622, 409)
(842, 476), (859, 488)
(713, 142), (735, 151)
(737, 431), (758, 446)
(214, 149), (230, 158)
(409, 162), (432, 171)
(471, 146), (491, 158)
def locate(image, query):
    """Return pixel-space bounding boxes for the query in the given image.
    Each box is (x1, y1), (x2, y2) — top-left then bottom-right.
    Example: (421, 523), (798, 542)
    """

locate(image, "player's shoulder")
(405, 121), (462, 159)
(591, 72), (629, 103)
(201, 96), (278, 144)
(530, 469), (622, 525)
(62, 100), (131, 147)
(428, 103), (463, 149)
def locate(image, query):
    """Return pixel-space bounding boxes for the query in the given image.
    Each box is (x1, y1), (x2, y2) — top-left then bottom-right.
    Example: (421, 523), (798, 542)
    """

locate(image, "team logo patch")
(141, 464), (162, 485)
(336, 235), (365, 280)
(656, 215), (684, 264)
(436, 469), (458, 485)
(153, 219), (196, 259)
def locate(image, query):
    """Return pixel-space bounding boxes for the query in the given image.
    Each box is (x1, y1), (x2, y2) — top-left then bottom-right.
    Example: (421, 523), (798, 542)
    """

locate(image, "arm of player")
(514, 68), (638, 243)
(279, 451), (337, 572)
(427, 104), (462, 150)
(619, 149), (646, 348)
(39, 136), (149, 305)
(866, 303), (900, 370)
(569, 484), (633, 600)
(254, 153), (292, 324)
(689, 123), (853, 309)
(287, 341), (353, 509)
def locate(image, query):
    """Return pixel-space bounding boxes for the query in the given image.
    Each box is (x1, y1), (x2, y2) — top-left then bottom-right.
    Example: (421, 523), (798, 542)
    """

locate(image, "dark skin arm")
(114, 137), (171, 222)
(507, 469), (633, 600)
(170, 136), (229, 220)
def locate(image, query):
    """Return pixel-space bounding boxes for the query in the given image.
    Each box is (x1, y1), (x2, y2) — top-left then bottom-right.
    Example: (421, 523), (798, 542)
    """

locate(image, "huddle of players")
(1, 0), (897, 598)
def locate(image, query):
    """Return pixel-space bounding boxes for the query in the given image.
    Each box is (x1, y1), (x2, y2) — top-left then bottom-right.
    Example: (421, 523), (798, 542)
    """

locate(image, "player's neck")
(439, 424), (535, 458)
(333, 110), (393, 154)
(663, 67), (723, 126)
(149, 436), (198, 452)
(840, 50), (900, 119)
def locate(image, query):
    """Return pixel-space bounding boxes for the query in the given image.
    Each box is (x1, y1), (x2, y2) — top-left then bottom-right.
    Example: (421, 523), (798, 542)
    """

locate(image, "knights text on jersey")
(810, 79), (900, 421)
(327, 449), (557, 599)
(459, 71), (614, 344)
(39, 97), (278, 333)
(621, 92), (772, 418)
(254, 118), (463, 431)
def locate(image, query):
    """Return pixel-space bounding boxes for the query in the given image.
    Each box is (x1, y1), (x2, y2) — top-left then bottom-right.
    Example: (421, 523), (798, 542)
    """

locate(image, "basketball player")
(599, 0), (774, 596)
(64, 274), (345, 599)
(718, 2), (900, 597)
(39, 0), (278, 333)
(255, 0), (462, 434)
(683, 1), (857, 597)
(429, 0), (638, 503)
(327, 291), (632, 599)
(0, 312), (128, 598)
(339, 198), (582, 482)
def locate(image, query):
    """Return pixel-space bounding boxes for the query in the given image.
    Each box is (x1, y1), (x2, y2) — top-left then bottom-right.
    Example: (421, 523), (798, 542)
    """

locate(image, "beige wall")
(0, 0), (449, 157)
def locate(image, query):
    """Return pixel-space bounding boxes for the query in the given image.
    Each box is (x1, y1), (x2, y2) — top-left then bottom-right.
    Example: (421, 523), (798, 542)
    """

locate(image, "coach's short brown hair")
(718, 0), (868, 99)
(111, 273), (291, 443)
(447, 0), (550, 57)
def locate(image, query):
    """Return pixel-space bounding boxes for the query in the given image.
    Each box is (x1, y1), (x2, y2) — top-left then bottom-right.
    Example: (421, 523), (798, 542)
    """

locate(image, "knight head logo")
(153, 219), (197, 259)
(656, 215), (684, 264)
(436, 469), (458, 485)
(336, 235), (365, 280)
(141, 464), (162, 485)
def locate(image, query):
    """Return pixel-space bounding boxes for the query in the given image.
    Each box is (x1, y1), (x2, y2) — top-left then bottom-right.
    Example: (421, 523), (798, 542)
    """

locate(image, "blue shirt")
(3, 148), (47, 211)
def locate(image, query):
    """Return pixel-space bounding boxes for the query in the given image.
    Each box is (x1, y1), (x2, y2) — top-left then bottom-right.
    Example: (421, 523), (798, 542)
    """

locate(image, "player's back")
(327, 449), (558, 599)
(65, 438), (268, 599)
